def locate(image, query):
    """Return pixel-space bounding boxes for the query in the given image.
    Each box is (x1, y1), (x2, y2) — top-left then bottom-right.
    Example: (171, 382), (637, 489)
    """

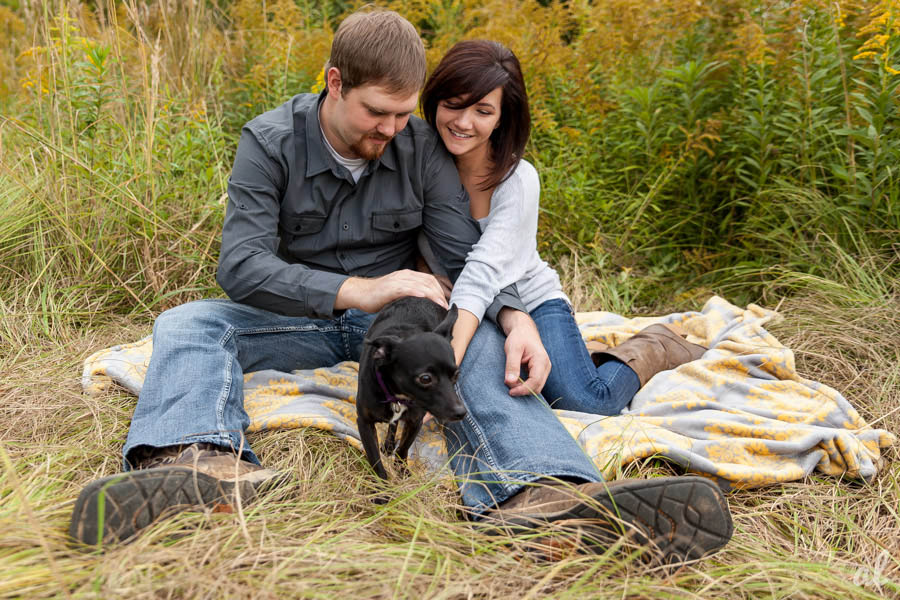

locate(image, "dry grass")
(2, 288), (898, 599)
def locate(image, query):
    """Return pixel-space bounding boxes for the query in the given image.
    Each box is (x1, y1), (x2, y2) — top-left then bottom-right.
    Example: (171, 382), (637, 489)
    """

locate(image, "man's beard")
(350, 133), (391, 160)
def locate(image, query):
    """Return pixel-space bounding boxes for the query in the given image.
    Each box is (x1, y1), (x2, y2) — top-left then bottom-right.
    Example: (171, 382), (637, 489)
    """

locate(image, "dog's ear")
(434, 304), (458, 340)
(367, 335), (402, 363)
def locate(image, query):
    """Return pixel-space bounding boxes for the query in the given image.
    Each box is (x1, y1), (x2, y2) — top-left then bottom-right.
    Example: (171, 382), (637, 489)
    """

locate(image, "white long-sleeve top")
(450, 159), (570, 321)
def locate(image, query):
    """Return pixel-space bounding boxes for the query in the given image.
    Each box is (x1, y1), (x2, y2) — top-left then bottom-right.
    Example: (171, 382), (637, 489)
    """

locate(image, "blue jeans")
(124, 299), (375, 466)
(531, 298), (640, 415)
(124, 299), (602, 512)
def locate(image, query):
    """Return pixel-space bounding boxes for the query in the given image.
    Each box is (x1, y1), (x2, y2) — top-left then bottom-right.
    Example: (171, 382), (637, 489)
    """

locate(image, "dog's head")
(367, 306), (466, 423)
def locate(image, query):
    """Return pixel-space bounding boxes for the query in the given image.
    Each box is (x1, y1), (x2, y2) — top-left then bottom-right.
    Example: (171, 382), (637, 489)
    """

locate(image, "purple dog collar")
(375, 369), (409, 406)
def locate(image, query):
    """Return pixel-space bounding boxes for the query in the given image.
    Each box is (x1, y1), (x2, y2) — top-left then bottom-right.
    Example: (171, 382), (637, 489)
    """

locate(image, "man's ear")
(434, 305), (458, 339)
(367, 335), (402, 364)
(325, 66), (342, 99)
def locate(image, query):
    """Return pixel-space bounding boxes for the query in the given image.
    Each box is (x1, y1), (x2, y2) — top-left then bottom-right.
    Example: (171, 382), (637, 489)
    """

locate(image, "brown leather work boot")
(481, 476), (733, 564)
(69, 443), (281, 547)
(592, 324), (706, 386)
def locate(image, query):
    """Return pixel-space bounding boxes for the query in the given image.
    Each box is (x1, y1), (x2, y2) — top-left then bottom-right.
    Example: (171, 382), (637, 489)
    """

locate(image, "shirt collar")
(303, 91), (332, 178)
(303, 90), (399, 178)
(376, 135), (397, 172)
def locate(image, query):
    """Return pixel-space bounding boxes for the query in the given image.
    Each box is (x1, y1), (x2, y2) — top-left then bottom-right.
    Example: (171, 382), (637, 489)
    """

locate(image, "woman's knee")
(544, 370), (632, 415)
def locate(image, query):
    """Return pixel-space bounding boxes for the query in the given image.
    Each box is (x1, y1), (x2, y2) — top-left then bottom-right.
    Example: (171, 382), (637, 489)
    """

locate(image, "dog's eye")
(416, 373), (433, 386)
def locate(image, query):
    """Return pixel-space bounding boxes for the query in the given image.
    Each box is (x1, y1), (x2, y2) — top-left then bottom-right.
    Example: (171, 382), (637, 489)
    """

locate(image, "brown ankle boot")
(134, 443), (277, 486)
(69, 443), (282, 547)
(592, 324), (706, 386)
(481, 476), (733, 563)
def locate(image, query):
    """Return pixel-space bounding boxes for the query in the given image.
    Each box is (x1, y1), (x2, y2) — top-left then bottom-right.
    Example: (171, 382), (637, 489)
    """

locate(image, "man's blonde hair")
(325, 9), (426, 94)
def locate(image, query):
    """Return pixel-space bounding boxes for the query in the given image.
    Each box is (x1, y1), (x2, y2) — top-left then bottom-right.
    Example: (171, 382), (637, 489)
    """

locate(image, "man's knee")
(153, 299), (230, 337)
(460, 321), (505, 370)
(457, 320), (510, 400)
(468, 320), (505, 352)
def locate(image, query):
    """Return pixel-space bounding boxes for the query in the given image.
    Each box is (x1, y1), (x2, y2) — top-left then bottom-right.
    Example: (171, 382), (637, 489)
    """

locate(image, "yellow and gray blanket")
(82, 296), (895, 489)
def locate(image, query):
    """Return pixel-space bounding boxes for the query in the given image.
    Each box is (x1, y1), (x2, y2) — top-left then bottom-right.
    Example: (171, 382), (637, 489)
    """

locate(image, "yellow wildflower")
(311, 68), (326, 94)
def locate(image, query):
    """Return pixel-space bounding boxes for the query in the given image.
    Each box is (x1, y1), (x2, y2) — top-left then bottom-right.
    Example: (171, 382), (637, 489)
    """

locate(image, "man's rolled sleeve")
(486, 286), (526, 323)
(217, 129), (347, 318)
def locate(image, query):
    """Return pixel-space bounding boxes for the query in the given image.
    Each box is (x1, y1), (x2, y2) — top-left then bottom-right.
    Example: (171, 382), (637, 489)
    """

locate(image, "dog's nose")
(447, 405), (467, 422)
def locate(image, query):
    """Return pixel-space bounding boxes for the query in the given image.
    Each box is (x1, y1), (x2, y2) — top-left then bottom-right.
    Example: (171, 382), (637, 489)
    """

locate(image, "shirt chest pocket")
(371, 209), (422, 244)
(281, 213), (327, 253)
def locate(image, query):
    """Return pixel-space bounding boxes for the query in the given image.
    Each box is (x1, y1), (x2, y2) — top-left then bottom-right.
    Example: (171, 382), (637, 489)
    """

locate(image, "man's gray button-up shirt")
(217, 92), (524, 321)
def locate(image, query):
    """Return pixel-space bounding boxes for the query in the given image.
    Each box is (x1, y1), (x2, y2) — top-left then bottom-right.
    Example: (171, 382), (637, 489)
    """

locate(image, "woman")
(422, 40), (705, 415)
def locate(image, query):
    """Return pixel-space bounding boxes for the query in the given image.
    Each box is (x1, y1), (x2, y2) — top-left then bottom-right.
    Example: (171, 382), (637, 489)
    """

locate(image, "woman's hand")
(497, 308), (550, 396)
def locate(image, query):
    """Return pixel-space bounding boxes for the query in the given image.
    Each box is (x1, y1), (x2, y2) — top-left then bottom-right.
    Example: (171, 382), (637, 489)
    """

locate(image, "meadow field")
(1, 0), (898, 597)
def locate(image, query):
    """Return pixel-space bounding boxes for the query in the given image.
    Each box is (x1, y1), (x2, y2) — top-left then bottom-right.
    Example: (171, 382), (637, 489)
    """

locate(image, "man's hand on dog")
(498, 308), (551, 396)
(336, 270), (449, 313)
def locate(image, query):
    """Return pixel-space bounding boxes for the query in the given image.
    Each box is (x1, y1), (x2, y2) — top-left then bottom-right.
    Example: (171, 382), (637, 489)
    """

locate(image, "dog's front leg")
(393, 417), (423, 476)
(357, 416), (388, 480)
(382, 421), (398, 457)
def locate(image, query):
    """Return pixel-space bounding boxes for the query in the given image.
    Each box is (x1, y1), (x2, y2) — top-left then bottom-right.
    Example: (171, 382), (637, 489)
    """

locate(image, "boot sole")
(68, 466), (257, 547)
(488, 476), (733, 564)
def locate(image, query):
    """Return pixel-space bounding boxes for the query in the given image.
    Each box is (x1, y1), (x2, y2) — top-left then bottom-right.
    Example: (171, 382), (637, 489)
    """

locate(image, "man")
(69, 9), (732, 562)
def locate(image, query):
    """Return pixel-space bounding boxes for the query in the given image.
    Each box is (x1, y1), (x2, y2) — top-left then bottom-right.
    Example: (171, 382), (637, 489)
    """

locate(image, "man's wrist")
(334, 276), (366, 311)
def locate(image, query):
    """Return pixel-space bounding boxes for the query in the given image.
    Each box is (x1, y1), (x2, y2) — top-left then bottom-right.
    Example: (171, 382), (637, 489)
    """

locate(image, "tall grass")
(2, 0), (898, 316)
(0, 1), (898, 597)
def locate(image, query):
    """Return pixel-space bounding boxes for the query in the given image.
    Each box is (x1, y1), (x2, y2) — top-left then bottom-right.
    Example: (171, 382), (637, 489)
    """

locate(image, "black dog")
(356, 297), (466, 480)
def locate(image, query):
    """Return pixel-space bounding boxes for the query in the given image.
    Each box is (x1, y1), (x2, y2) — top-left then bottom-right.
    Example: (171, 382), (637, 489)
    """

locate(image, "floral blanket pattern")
(81, 296), (895, 489)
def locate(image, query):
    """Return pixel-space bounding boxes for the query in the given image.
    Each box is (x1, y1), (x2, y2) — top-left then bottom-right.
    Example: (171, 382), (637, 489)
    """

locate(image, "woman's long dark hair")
(421, 40), (530, 191)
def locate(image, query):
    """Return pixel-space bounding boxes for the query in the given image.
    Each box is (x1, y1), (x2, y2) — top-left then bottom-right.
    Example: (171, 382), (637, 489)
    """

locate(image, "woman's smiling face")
(434, 86), (503, 163)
